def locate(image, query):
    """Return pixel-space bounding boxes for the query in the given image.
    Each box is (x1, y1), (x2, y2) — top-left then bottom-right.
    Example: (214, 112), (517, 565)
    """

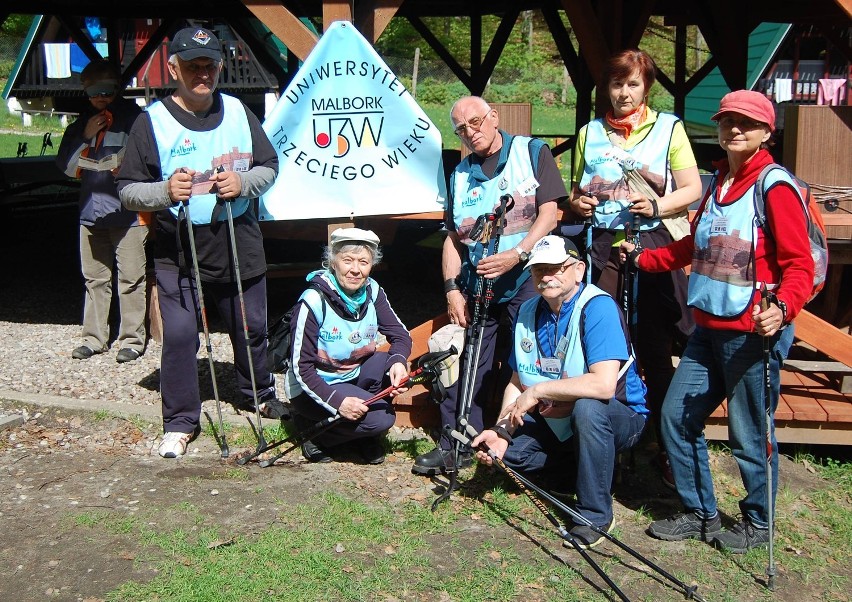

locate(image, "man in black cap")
(116, 26), (284, 458)
(471, 234), (648, 549)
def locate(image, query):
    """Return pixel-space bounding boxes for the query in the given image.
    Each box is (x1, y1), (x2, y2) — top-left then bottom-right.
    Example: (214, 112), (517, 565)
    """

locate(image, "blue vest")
(579, 113), (679, 231)
(285, 277), (381, 401)
(148, 94), (253, 225)
(688, 169), (790, 317)
(514, 285), (607, 441)
(452, 134), (543, 303)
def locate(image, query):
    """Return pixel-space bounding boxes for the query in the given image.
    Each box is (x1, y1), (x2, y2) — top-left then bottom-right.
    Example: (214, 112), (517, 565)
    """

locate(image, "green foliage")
(1, 14), (34, 37)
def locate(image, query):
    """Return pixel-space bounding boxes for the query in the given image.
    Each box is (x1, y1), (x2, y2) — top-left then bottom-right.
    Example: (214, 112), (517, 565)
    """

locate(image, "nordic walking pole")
(455, 421), (708, 602)
(448, 428), (630, 602)
(217, 166), (267, 452)
(760, 284), (777, 591)
(432, 195), (513, 511)
(181, 198), (229, 458)
(246, 347), (457, 467)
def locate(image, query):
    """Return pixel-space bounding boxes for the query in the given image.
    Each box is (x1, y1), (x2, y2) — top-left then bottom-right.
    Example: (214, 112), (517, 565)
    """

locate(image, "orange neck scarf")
(605, 103), (647, 138)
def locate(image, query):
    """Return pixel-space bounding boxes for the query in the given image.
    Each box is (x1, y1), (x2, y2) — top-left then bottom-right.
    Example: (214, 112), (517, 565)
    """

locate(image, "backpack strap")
(300, 283), (328, 325)
(690, 172), (718, 230)
(753, 163), (804, 237)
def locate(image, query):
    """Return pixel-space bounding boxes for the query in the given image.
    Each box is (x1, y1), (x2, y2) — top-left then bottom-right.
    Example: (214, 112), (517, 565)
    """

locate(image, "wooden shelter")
(2, 1), (851, 443)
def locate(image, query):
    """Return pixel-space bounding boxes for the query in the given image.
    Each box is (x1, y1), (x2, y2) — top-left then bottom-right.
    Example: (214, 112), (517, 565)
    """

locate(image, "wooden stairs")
(389, 309), (852, 445)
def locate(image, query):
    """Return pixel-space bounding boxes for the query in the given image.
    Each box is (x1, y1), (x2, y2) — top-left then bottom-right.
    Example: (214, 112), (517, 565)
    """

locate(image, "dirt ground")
(1, 400), (846, 602)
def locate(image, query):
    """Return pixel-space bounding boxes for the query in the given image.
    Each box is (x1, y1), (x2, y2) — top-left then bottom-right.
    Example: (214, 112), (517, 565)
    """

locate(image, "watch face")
(519, 251), (530, 262)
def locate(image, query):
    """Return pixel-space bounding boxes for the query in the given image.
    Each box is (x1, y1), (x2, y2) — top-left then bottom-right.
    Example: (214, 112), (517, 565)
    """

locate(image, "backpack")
(754, 164), (829, 301)
(267, 285), (327, 374)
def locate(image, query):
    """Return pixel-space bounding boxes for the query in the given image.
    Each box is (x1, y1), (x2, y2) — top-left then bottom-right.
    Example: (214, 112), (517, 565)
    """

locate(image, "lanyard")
(535, 285), (583, 358)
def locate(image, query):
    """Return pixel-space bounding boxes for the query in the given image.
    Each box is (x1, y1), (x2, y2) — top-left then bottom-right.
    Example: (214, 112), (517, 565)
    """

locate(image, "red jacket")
(638, 149), (813, 332)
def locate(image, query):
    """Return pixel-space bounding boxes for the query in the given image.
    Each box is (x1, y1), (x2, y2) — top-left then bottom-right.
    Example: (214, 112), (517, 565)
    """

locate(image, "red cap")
(711, 90), (776, 132)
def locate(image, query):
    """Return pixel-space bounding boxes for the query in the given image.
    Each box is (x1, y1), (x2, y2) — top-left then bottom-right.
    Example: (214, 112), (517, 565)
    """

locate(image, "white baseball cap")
(525, 235), (582, 268)
(329, 227), (380, 250)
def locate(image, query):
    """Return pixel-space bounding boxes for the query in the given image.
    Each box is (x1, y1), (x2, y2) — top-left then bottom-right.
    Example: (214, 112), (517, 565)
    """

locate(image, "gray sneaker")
(647, 511), (722, 542)
(713, 518), (770, 553)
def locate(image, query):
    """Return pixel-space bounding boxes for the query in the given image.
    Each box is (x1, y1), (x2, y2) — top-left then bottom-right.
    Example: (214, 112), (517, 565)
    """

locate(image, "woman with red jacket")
(621, 90), (813, 553)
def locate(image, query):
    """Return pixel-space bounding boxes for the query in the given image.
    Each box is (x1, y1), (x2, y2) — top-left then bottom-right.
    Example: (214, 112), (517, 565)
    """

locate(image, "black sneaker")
(411, 447), (473, 476)
(564, 517), (615, 550)
(713, 518), (770, 553)
(72, 345), (104, 360)
(647, 511), (722, 542)
(355, 436), (386, 465)
(116, 348), (141, 363)
(301, 439), (332, 463)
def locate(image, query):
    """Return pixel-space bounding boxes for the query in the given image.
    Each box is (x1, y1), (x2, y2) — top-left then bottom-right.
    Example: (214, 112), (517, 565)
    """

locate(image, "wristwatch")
(776, 298), (788, 323)
(515, 246), (530, 263)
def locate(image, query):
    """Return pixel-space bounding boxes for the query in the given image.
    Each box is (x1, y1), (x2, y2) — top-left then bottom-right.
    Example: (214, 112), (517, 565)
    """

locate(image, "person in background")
(472, 235), (647, 549)
(56, 59), (147, 364)
(411, 95), (565, 476)
(286, 228), (412, 464)
(622, 90), (813, 552)
(116, 27), (282, 458)
(566, 49), (702, 488)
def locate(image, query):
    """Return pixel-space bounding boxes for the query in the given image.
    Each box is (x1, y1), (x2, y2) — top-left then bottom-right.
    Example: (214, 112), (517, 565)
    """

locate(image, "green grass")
(59, 443), (852, 602)
(0, 91), (66, 158)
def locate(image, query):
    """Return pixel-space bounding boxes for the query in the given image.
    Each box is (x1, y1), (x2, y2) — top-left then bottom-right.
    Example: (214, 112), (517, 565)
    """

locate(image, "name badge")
(540, 357), (561, 374)
(365, 325), (378, 339)
(710, 217), (729, 235)
(555, 336), (569, 360)
(517, 176), (540, 198)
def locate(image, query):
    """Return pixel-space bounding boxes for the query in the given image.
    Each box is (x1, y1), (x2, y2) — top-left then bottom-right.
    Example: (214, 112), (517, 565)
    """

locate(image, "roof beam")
(689, 0), (752, 90)
(406, 15), (473, 91)
(119, 18), (178, 88)
(323, 0), (353, 30)
(473, 8), (521, 94)
(558, 0), (610, 86)
(355, 0), (404, 43)
(540, 4), (582, 83)
(241, 0), (319, 62)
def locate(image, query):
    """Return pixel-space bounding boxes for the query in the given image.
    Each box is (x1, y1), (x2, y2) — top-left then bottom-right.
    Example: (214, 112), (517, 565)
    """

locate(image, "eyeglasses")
(453, 111), (492, 137)
(531, 261), (579, 277)
(718, 116), (765, 131)
(88, 91), (115, 98)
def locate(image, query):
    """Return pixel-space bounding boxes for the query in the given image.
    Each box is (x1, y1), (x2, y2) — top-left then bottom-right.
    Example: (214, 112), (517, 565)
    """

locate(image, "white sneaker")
(158, 431), (192, 458)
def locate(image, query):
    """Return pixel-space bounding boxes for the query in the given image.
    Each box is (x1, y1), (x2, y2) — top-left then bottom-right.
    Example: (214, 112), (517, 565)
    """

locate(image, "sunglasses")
(87, 91), (116, 98)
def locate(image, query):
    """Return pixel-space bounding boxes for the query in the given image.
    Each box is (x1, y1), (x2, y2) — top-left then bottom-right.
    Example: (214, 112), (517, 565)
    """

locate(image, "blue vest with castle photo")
(688, 169), (791, 317)
(452, 133), (544, 304)
(293, 278), (380, 388)
(513, 283), (646, 441)
(579, 113), (679, 231)
(148, 94), (253, 225)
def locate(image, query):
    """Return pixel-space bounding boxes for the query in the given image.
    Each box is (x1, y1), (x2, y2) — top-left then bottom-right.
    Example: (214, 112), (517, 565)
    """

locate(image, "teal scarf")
(311, 269), (367, 315)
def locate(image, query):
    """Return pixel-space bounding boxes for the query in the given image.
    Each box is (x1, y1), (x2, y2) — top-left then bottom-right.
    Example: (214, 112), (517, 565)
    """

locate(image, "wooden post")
(412, 47), (420, 99)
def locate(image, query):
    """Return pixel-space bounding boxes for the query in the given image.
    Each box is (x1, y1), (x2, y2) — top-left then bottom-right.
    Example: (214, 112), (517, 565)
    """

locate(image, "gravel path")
(0, 205), (445, 421)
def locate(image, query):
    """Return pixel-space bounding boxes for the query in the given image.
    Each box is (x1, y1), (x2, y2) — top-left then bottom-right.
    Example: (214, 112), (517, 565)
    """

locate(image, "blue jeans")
(662, 325), (794, 528)
(504, 398), (646, 527)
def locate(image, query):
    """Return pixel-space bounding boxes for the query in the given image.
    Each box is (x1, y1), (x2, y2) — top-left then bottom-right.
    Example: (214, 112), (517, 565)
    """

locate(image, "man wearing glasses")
(412, 96), (565, 475)
(57, 59), (147, 364)
(116, 26), (281, 458)
(471, 235), (648, 549)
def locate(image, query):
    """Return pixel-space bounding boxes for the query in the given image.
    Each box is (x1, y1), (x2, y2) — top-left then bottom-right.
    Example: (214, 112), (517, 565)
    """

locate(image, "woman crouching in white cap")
(285, 228), (412, 464)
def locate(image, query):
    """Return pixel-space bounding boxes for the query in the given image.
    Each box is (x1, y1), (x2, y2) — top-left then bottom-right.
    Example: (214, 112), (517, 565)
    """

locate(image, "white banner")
(259, 21), (446, 221)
